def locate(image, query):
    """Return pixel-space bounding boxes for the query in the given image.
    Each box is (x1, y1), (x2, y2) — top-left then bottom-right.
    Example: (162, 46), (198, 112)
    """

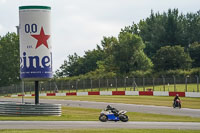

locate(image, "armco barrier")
(5, 91), (200, 97)
(0, 102), (61, 116)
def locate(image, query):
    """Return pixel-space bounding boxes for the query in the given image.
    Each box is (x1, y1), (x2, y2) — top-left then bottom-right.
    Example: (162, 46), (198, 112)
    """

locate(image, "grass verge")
(0, 106), (200, 122)
(38, 95), (200, 109)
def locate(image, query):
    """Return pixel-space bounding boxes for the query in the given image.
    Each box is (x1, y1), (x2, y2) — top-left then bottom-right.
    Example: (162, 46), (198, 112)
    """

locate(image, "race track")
(1, 98), (200, 117)
(0, 121), (200, 130)
(0, 97), (200, 130)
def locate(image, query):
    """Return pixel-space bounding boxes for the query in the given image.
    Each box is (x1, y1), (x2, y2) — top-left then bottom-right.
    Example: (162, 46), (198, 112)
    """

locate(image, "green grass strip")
(0, 106), (200, 122)
(38, 95), (200, 109)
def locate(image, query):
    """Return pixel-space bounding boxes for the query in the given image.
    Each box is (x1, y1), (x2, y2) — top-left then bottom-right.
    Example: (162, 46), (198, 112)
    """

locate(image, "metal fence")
(0, 76), (199, 96)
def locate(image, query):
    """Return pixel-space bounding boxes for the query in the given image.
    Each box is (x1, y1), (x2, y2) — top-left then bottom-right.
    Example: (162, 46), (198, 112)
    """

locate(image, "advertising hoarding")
(19, 6), (52, 80)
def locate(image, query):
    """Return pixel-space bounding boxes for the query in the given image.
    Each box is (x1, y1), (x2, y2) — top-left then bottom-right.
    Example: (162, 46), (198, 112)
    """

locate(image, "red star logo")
(31, 27), (50, 49)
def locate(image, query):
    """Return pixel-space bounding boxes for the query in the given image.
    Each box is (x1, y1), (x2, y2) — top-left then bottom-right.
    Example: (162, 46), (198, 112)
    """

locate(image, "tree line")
(1, 9), (200, 87)
(55, 9), (200, 79)
(0, 33), (19, 86)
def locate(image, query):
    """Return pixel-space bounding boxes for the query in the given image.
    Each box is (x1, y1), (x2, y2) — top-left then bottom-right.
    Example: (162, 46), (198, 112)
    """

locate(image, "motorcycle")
(99, 105), (129, 122)
(173, 99), (181, 109)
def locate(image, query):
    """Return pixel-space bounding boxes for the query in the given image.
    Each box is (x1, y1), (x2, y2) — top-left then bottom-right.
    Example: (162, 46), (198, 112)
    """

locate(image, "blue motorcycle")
(99, 105), (128, 122)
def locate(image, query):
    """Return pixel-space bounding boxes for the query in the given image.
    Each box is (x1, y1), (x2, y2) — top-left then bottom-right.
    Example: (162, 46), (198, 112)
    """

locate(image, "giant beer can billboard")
(19, 6), (52, 80)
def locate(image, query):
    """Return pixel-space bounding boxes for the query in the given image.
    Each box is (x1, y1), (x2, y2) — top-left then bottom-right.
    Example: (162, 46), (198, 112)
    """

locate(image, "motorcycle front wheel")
(99, 114), (108, 122)
(179, 103), (181, 109)
(119, 114), (128, 122)
(173, 103), (176, 108)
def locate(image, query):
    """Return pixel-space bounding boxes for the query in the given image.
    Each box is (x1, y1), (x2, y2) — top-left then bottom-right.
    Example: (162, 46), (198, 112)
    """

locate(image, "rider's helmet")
(107, 105), (112, 109)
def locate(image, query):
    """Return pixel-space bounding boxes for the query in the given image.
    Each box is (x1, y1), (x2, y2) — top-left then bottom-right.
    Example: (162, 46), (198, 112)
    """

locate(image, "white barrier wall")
(77, 92), (88, 96)
(56, 93), (66, 96)
(39, 93), (47, 96)
(100, 91), (112, 95)
(25, 94), (32, 97)
(6, 91), (200, 98)
(185, 92), (200, 97)
(125, 91), (139, 96)
(153, 91), (169, 96)
(11, 95), (18, 97)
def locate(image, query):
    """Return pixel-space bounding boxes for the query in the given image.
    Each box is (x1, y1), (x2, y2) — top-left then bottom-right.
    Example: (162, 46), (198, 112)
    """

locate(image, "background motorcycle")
(173, 99), (181, 109)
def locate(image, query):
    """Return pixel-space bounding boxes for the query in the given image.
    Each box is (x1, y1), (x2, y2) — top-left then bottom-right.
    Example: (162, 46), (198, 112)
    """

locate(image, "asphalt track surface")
(1, 98), (200, 117)
(0, 121), (200, 130)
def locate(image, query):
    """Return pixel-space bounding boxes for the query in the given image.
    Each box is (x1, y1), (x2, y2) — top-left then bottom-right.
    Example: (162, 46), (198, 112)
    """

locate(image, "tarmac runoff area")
(1, 98), (200, 118)
(0, 121), (200, 130)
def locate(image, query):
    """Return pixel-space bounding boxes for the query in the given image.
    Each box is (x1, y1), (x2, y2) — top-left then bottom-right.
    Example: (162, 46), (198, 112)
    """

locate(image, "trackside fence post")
(90, 79), (92, 92)
(143, 77), (145, 91)
(173, 75), (176, 92)
(162, 75), (165, 91)
(196, 75), (199, 92)
(115, 78), (117, 91)
(152, 77), (155, 91)
(98, 79), (100, 92)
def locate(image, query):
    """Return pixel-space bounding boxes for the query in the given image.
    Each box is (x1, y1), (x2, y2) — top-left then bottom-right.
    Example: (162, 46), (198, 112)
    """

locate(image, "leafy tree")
(189, 42), (200, 67)
(184, 11), (200, 45)
(0, 33), (20, 87)
(111, 32), (153, 75)
(100, 36), (118, 73)
(55, 33), (153, 77)
(55, 53), (81, 77)
(83, 61), (117, 79)
(139, 9), (186, 57)
(125, 9), (200, 58)
(153, 45), (192, 71)
(55, 9), (200, 79)
(55, 47), (105, 77)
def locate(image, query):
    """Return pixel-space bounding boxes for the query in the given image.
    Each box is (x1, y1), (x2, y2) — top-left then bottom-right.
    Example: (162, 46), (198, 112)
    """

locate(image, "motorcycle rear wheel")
(99, 114), (108, 122)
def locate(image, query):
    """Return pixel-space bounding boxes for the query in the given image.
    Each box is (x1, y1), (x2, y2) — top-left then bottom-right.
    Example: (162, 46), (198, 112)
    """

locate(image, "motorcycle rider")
(174, 94), (180, 101)
(173, 94), (181, 106)
(106, 105), (119, 116)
